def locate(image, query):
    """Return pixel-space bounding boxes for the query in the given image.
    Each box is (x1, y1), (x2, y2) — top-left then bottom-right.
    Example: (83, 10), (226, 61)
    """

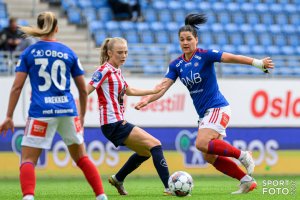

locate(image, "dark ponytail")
(179, 13), (207, 38)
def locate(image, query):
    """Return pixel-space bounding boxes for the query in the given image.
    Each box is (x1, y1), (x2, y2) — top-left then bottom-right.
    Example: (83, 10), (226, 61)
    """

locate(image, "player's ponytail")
(99, 37), (127, 65)
(99, 38), (111, 65)
(20, 11), (57, 37)
(179, 13), (207, 38)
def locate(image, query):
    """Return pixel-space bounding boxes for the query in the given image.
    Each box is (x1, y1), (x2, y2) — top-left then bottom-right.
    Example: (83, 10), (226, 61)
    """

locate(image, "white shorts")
(198, 106), (231, 137)
(22, 116), (84, 149)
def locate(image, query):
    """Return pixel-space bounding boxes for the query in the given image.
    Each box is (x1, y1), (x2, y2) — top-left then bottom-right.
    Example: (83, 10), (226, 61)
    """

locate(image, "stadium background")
(0, 0), (299, 181)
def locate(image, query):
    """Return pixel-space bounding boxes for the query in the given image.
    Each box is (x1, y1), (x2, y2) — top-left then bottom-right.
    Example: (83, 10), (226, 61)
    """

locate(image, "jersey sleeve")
(89, 66), (110, 89)
(71, 54), (85, 77)
(164, 62), (178, 81)
(15, 51), (29, 73)
(205, 49), (223, 63)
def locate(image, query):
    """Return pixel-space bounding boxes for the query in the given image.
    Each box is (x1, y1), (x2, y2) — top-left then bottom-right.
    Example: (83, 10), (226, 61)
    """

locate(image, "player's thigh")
(124, 126), (161, 156)
(22, 117), (58, 150)
(57, 116), (84, 146)
(21, 146), (43, 164)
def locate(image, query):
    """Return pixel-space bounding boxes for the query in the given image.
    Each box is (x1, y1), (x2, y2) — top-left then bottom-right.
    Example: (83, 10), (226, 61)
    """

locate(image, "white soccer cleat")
(96, 193), (108, 200)
(231, 178), (257, 194)
(22, 195), (34, 200)
(163, 188), (173, 196)
(108, 175), (128, 195)
(239, 151), (255, 175)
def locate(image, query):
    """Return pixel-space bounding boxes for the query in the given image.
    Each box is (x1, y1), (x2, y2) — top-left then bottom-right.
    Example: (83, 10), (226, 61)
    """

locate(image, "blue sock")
(150, 145), (170, 188)
(116, 153), (149, 182)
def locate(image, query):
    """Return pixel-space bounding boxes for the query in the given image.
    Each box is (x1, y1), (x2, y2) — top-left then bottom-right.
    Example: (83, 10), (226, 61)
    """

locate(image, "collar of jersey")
(105, 62), (120, 73)
(181, 48), (198, 62)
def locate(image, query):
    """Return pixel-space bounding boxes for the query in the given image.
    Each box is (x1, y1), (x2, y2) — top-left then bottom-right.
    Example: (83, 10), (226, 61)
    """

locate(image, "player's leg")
(20, 146), (42, 200)
(20, 117), (57, 200)
(124, 126), (170, 191)
(203, 152), (257, 194)
(195, 106), (255, 175)
(58, 117), (107, 199)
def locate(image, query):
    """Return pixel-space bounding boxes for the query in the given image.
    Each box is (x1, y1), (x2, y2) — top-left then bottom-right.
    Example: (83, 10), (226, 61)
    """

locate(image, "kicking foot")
(239, 151), (255, 175)
(231, 178), (257, 194)
(108, 175), (128, 195)
(163, 188), (173, 196)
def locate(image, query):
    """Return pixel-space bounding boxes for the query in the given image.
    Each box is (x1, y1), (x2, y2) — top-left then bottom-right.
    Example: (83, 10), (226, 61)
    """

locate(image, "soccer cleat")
(163, 188), (173, 196)
(22, 195), (34, 200)
(239, 151), (255, 175)
(96, 193), (108, 200)
(108, 175), (128, 195)
(231, 178), (257, 194)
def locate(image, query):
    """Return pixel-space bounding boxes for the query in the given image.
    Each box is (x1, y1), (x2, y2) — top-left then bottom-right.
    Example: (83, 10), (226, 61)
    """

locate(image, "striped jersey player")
(89, 62), (127, 125)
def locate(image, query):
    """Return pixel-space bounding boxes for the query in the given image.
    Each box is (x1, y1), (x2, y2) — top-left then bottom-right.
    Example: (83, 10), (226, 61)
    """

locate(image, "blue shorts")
(101, 120), (135, 147)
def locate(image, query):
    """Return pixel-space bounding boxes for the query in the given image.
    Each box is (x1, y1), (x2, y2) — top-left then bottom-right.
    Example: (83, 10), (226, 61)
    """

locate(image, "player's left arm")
(221, 52), (275, 72)
(126, 83), (165, 96)
(0, 72), (27, 136)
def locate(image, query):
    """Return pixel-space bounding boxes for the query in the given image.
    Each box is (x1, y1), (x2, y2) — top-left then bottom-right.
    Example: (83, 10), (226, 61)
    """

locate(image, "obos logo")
(175, 130), (208, 167)
(11, 130), (47, 168)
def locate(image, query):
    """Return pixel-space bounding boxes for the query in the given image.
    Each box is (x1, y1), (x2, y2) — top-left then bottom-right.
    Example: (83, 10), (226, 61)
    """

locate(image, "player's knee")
(149, 138), (161, 147)
(195, 138), (208, 152)
(202, 153), (217, 164)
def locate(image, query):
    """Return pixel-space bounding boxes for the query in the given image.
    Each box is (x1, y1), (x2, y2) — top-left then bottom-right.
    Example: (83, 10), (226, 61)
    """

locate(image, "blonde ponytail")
(99, 37), (127, 65)
(20, 11), (57, 37)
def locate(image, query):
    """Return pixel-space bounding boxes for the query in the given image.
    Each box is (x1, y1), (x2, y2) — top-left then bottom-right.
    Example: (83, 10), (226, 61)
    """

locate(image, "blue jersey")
(165, 48), (229, 118)
(15, 40), (84, 117)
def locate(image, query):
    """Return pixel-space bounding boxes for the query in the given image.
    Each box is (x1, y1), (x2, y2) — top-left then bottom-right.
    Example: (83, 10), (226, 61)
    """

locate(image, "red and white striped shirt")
(89, 62), (128, 125)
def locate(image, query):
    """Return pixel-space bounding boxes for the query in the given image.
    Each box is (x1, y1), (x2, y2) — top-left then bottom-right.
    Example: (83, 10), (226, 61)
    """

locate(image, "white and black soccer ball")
(168, 171), (194, 197)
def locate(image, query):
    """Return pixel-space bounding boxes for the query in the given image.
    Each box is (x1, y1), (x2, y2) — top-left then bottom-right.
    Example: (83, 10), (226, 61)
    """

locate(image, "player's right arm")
(0, 72), (27, 136)
(134, 78), (173, 110)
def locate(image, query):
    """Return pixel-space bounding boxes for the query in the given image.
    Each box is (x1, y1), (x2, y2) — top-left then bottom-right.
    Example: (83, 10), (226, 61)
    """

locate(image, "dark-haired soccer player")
(135, 13), (274, 194)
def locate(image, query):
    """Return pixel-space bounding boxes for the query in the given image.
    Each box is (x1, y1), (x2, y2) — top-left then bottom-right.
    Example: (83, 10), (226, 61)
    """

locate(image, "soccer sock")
(77, 156), (104, 196)
(208, 139), (241, 159)
(116, 153), (150, 182)
(150, 145), (170, 188)
(20, 162), (35, 196)
(213, 156), (246, 180)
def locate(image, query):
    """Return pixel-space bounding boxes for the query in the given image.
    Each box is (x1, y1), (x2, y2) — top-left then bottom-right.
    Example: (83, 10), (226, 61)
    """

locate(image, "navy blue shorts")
(101, 120), (135, 147)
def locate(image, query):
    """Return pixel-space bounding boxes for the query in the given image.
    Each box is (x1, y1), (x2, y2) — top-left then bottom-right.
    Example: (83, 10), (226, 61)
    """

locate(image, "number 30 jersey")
(15, 40), (84, 117)
(165, 48), (229, 118)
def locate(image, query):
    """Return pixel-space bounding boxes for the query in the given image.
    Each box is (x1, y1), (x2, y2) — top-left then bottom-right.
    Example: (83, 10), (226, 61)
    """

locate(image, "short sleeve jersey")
(15, 40), (84, 117)
(165, 48), (229, 118)
(89, 62), (128, 125)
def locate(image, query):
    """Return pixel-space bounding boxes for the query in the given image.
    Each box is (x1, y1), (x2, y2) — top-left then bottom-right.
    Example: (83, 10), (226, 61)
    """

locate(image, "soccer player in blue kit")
(0, 12), (107, 200)
(135, 14), (274, 194)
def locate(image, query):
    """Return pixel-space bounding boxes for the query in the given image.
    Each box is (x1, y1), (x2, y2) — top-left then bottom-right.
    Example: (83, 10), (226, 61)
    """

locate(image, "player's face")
(179, 31), (198, 57)
(108, 42), (128, 68)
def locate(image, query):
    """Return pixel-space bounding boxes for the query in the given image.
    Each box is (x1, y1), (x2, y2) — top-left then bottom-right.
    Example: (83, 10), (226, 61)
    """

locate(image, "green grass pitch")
(0, 175), (298, 200)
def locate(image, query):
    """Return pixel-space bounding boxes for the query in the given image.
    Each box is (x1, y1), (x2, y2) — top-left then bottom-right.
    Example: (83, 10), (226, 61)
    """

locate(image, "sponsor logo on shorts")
(31, 120), (48, 137)
(74, 117), (82, 133)
(220, 112), (230, 128)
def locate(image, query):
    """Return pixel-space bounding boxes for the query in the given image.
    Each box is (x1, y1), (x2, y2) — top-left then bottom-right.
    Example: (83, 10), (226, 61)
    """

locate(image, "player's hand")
(135, 96), (150, 110)
(0, 117), (15, 137)
(262, 57), (275, 73)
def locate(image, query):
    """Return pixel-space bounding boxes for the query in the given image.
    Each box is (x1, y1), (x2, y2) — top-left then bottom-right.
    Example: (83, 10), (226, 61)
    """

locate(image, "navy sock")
(116, 153), (149, 182)
(150, 145), (170, 188)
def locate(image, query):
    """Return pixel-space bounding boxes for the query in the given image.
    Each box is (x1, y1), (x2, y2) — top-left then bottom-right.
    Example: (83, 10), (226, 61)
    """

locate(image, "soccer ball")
(168, 171), (194, 197)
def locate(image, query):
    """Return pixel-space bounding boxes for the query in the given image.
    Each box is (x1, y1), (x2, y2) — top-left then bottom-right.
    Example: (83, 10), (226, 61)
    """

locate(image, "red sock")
(208, 139), (241, 159)
(20, 162), (35, 196)
(213, 156), (245, 180)
(77, 156), (104, 196)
